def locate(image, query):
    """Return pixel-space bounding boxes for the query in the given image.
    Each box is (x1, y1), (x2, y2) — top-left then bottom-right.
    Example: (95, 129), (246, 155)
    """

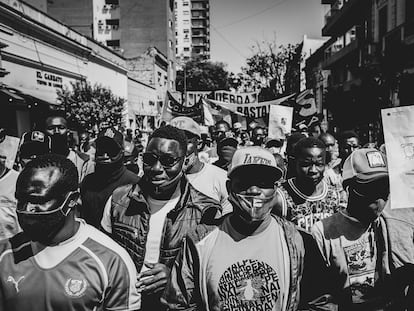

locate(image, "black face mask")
(50, 134), (69, 156)
(95, 153), (124, 175)
(17, 193), (74, 244)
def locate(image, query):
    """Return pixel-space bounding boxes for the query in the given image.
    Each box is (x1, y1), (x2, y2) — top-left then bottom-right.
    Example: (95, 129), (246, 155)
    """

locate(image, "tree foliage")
(243, 41), (302, 101)
(57, 81), (125, 132)
(176, 60), (230, 92)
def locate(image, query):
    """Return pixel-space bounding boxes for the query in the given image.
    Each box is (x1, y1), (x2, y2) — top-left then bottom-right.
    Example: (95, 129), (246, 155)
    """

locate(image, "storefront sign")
(36, 71), (64, 89)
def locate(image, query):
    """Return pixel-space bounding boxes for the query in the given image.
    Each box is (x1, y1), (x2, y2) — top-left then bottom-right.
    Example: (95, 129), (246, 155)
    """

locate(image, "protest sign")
(0, 135), (20, 169)
(381, 106), (414, 209)
(268, 105), (293, 139)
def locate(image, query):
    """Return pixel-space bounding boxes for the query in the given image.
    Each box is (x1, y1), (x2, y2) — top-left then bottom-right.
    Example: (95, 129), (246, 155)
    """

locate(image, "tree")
(57, 81), (125, 132)
(243, 41), (302, 101)
(176, 60), (230, 92)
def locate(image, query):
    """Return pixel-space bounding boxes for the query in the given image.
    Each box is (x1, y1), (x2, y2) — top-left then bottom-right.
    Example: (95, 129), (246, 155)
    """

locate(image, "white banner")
(268, 105), (294, 139)
(214, 90), (258, 104)
(381, 106), (414, 209)
(205, 94), (295, 119)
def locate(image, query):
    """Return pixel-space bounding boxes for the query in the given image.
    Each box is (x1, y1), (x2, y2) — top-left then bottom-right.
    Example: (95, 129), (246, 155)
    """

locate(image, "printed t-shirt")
(0, 219), (140, 311)
(205, 216), (290, 311)
(0, 169), (21, 240)
(278, 178), (342, 231)
(312, 211), (385, 308)
(101, 186), (180, 273)
(186, 163), (232, 215)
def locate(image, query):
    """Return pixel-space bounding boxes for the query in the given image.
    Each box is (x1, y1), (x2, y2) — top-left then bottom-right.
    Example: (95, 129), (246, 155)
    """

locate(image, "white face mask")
(229, 191), (275, 222)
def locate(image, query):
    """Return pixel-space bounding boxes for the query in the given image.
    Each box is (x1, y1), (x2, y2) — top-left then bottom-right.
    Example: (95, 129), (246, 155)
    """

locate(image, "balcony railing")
(324, 0), (344, 25)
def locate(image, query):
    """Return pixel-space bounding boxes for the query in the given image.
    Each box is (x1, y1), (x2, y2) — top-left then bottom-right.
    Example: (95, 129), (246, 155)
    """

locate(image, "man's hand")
(136, 262), (170, 294)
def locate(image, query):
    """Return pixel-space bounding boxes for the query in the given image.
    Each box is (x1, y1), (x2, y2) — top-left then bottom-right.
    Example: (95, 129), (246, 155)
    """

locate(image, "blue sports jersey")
(0, 219), (140, 311)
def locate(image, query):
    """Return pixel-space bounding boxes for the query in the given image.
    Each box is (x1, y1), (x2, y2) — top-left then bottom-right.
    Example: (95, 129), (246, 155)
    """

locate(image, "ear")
(226, 179), (231, 194)
(67, 191), (80, 209)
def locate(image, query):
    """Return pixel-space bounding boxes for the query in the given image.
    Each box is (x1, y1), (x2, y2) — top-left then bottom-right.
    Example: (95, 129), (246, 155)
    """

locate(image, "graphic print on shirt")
(343, 235), (376, 304)
(7, 276), (25, 293)
(64, 278), (88, 298)
(218, 259), (280, 311)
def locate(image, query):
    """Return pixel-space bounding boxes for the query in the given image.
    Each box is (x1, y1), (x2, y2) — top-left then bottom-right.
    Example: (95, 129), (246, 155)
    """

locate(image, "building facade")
(175, 0), (210, 64)
(0, 0), (155, 137)
(305, 0), (414, 142)
(30, 0), (176, 91)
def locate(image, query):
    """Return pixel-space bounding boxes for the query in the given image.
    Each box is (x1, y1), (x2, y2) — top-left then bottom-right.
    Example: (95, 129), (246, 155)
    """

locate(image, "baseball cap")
(218, 136), (238, 149)
(342, 148), (388, 184)
(233, 122), (242, 130)
(96, 127), (124, 157)
(170, 117), (201, 138)
(19, 131), (51, 158)
(228, 146), (283, 182)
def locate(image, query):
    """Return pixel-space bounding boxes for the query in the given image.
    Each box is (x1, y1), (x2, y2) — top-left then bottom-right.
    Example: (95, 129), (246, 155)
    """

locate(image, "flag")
(162, 91), (204, 123)
(294, 89), (320, 128)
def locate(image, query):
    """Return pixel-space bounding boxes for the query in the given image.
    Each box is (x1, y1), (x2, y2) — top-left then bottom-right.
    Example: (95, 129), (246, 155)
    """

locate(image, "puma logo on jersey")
(7, 276), (25, 293)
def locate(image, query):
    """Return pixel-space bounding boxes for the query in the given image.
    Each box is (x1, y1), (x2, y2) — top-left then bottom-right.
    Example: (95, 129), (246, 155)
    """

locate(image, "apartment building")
(175, 0), (210, 64)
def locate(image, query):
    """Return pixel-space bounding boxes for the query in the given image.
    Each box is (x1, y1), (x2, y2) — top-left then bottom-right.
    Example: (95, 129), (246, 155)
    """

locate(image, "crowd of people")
(0, 113), (413, 311)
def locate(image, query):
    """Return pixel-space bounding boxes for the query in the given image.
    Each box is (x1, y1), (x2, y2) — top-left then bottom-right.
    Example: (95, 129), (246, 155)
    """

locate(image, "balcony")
(322, 0), (370, 37)
(323, 38), (359, 69)
(322, 0), (336, 4)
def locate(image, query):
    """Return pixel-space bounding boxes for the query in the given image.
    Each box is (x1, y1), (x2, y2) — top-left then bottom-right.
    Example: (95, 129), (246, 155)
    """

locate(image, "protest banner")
(214, 90), (258, 104)
(186, 91), (211, 107)
(294, 89), (320, 128)
(0, 135), (20, 169)
(162, 91), (204, 123)
(268, 105), (293, 139)
(381, 106), (414, 209)
(205, 94), (294, 119)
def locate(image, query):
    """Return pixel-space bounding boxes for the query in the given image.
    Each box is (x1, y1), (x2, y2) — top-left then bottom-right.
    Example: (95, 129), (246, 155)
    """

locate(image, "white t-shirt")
(101, 186), (180, 273)
(206, 217), (290, 311)
(0, 169), (21, 239)
(186, 163), (232, 216)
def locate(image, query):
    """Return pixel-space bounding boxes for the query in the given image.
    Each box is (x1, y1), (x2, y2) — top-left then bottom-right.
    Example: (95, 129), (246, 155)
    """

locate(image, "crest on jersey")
(64, 278), (88, 297)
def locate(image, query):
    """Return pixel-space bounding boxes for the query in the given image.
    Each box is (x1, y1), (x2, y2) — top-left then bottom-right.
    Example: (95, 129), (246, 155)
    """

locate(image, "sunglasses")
(17, 191), (76, 215)
(143, 152), (182, 168)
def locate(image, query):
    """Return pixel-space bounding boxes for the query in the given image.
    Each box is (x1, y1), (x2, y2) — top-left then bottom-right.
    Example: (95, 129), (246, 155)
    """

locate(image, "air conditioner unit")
(112, 25), (119, 30)
(106, 25), (111, 30)
(98, 24), (104, 30)
(98, 20), (104, 25)
(103, 4), (111, 10)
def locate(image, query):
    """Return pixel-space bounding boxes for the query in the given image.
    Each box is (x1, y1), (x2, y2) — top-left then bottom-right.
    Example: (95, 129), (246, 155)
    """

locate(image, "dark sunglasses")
(142, 152), (182, 168)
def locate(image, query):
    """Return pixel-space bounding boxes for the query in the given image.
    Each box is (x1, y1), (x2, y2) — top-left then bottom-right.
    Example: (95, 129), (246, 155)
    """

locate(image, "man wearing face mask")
(170, 117), (232, 216)
(251, 126), (266, 146)
(45, 115), (94, 182)
(163, 146), (329, 310)
(100, 125), (221, 310)
(80, 127), (139, 229)
(213, 136), (238, 170)
(311, 148), (393, 310)
(0, 154), (140, 311)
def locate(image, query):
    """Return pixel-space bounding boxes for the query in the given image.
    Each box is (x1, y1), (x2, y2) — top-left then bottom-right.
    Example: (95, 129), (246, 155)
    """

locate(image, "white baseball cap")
(228, 146), (283, 182)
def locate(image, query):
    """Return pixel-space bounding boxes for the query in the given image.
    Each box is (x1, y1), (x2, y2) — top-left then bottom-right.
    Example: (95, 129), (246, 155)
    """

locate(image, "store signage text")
(36, 71), (63, 89)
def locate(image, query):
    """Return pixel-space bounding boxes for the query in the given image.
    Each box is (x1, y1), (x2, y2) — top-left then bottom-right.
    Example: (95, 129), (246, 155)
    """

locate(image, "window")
(183, 29), (189, 33)
(106, 19), (119, 29)
(379, 6), (388, 38)
(105, 0), (119, 5)
(183, 10), (190, 15)
(169, 20), (173, 28)
(407, 0), (414, 21)
(184, 38), (189, 42)
(184, 47), (190, 51)
(183, 1), (189, 6)
(169, 40), (173, 48)
(106, 39), (120, 47)
(184, 20), (190, 25)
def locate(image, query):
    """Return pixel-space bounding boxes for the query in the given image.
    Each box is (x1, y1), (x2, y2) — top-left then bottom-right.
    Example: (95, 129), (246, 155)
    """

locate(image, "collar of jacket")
(124, 175), (220, 222)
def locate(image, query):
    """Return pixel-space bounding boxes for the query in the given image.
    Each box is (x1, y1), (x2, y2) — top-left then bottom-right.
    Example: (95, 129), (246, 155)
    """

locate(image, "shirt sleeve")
(104, 247), (141, 311)
(101, 196), (113, 234)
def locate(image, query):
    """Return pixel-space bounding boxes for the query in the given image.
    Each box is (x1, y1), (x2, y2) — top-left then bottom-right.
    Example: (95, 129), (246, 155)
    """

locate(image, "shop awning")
(0, 86), (25, 106)
(0, 85), (59, 109)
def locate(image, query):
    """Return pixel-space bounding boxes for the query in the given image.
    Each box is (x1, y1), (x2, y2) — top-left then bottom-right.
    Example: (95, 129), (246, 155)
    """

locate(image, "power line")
(210, 25), (247, 59)
(216, 0), (290, 30)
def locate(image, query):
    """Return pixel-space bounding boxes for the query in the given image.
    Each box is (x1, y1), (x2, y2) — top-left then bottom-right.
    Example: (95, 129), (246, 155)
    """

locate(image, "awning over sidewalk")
(0, 84), (59, 110)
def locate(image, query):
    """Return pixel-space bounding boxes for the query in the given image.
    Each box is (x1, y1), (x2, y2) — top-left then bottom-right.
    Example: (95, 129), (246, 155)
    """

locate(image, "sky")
(209, 0), (327, 73)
